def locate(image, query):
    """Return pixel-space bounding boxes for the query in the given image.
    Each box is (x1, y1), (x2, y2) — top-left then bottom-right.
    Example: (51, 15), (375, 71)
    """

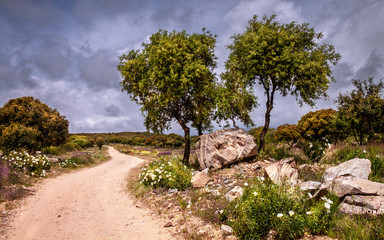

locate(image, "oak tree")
(117, 29), (217, 164)
(223, 15), (340, 151)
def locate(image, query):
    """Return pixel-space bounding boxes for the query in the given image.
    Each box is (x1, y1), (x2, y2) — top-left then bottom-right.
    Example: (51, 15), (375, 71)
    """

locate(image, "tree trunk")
(197, 121), (203, 136)
(258, 79), (276, 152)
(176, 117), (191, 165)
(258, 103), (273, 152)
(183, 127), (191, 166)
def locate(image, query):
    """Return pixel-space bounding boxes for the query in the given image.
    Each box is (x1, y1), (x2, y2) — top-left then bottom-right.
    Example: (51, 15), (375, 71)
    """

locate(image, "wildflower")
(277, 213), (283, 218)
(326, 199), (333, 205)
(308, 192), (313, 198)
(253, 191), (258, 196)
(289, 211), (294, 216)
(321, 196), (327, 201)
(324, 202), (331, 209)
(244, 182), (248, 186)
(363, 150), (367, 153)
(306, 211), (312, 215)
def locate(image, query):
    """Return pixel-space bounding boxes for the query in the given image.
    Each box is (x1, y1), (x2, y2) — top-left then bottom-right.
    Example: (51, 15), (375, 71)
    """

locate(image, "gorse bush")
(227, 178), (339, 240)
(139, 156), (192, 190)
(3, 150), (51, 177)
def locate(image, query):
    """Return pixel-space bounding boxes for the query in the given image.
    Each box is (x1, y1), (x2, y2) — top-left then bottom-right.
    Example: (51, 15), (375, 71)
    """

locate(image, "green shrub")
(95, 137), (105, 150)
(42, 146), (60, 155)
(139, 156), (192, 190)
(3, 150), (51, 177)
(63, 142), (81, 151)
(306, 195), (339, 235)
(303, 140), (329, 162)
(227, 178), (339, 240)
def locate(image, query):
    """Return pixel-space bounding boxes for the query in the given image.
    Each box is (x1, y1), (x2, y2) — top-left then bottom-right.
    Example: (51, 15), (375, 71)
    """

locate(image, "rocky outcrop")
(298, 181), (322, 193)
(191, 169), (210, 188)
(265, 160), (299, 185)
(331, 176), (384, 198)
(315, 158), (384, 215)
(195, 129), (258, 170)
(323, 158), (371, 183)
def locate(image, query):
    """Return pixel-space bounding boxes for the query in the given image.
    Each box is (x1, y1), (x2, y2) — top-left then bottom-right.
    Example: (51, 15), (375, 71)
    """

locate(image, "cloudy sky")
(1, 0), (383, 134)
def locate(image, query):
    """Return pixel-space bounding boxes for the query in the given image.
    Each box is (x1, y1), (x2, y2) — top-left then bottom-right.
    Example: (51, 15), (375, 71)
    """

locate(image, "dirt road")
(6, 147), (174, 240)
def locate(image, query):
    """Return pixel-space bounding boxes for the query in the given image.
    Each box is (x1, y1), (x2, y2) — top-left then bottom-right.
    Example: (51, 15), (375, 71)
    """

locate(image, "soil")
(3, 147), (175, 240)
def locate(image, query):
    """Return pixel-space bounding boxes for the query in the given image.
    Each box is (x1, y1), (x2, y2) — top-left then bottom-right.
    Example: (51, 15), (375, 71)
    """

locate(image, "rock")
(226, 236), (238, 240)
(339, 202), (384, 215)
(299, 181), (322, 192)
(344, 195), (384, 214)
(332, 176), (384, 198)
(323, 158), (371, 183)
(48, 158), (59, 163)
(221, 224), (234, 236)
(191, 169), (210, 188)
(225, 186), (244, 202)
(164, 222), (173, 227)
(265, 161), (299, 185)
(195, 128), (258, 170)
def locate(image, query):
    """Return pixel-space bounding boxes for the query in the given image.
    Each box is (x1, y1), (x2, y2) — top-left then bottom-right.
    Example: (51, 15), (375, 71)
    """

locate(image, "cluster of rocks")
(299, 158), (384, 215)
(194, 128), (384, 216)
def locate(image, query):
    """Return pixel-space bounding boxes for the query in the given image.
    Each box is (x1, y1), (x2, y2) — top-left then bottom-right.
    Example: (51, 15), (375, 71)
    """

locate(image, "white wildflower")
(244, 182), (248, 186)
(308, 192), (313, 198)
(277, 213), (283, 218)
(324, 202), (331, 209)
(253, 191), (258, 196)
(326, 199), (333, 205)
(306, 211), (312, 215)
(289, 211), (294, 216)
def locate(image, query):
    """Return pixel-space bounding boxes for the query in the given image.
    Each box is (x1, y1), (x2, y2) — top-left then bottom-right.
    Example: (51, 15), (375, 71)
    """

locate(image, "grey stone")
(339, 202), (384, 215)
(225, 186), (244, 202)
(221, 224), (234, 236)
(299, 181), (322, 192)
(344, 195), (384, 213)
(191, 168), (210, 188)
(332, 176), (384, 198)
(323, 158), (371, 183)
(195, 128), (258, 170)
(265, 161), (298, 185)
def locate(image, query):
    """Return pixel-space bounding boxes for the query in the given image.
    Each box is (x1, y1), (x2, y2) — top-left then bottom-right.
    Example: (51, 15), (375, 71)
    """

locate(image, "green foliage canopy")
(117, 29), (217, 164)
(275, 124), (300, 145)
(296, 108), (337, 142)
(223, 15), (340, 151)
(0, 96), (69, 152)
(336, 77), (384, 145)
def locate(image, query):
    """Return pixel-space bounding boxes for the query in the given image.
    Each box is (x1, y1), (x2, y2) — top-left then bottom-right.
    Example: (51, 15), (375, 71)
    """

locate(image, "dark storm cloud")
(105, 104), (121, 117)
(78, 50), (121, 91)
(356, 50), (384, 80)
(1, 0), (384, 133)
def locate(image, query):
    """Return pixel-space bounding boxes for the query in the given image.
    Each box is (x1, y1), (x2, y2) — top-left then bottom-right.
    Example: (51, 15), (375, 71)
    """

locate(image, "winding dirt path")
(6, 147), (175, 240)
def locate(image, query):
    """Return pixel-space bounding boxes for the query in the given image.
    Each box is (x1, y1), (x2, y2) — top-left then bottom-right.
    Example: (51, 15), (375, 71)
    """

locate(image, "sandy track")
(6, 147), (174, 240)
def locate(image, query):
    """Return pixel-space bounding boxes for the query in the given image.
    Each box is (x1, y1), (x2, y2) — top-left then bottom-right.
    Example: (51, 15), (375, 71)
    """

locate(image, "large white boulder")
(323, 158), (371, 183)
(195, 128), (258, 170)
(265, 161), (299, 185)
